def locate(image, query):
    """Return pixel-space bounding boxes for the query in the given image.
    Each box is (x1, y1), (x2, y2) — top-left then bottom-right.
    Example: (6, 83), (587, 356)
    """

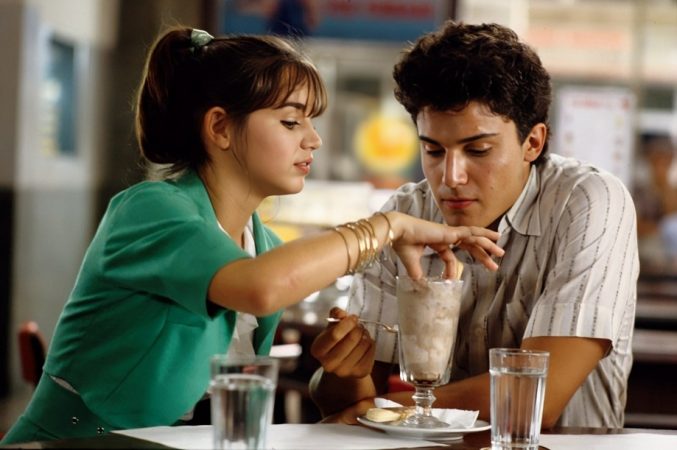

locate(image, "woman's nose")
(304, 126), (322, 151)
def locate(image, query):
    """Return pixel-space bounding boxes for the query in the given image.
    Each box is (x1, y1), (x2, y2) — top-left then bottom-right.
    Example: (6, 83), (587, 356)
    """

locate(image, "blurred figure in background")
(633, 133), (677, 271)
(267, 0), (319, 37)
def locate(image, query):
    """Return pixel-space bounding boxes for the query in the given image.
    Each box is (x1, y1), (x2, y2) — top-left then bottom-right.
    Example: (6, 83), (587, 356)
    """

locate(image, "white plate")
(357, 416), (491, 441)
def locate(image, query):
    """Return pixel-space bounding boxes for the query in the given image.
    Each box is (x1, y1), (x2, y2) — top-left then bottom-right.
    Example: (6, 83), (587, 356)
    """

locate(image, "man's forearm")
(384, 373), (492, 420)
(309, 368), (378, 417)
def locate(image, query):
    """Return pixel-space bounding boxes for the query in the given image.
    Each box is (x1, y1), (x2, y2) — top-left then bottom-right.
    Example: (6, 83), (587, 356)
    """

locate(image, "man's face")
(417, 101), (543, 229)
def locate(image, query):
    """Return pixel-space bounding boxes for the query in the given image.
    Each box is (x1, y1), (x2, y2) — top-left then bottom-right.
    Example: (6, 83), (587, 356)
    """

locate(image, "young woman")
(1, 27), (503, 444)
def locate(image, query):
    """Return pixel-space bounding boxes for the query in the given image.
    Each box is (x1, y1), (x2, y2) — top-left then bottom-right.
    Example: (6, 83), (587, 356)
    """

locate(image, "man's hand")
(318, 398), (376, 425)
(310, 307), (375, 378)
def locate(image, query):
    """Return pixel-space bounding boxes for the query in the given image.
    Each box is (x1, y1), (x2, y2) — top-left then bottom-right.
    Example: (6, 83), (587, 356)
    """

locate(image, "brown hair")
(393, 21), (552, 163)
(135, 27), (327, 175)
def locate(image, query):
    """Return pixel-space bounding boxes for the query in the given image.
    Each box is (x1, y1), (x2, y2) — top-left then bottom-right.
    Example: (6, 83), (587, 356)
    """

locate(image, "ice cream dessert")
(397, 277), (463, 385)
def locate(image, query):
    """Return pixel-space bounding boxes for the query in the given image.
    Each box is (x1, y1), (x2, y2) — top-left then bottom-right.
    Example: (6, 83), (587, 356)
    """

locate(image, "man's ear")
(202, 106), (230, 150)
(523, 123), (547, 163)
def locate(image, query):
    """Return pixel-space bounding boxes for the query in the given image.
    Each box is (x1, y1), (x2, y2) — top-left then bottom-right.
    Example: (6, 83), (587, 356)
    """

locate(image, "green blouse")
(43, 170), (283, 429)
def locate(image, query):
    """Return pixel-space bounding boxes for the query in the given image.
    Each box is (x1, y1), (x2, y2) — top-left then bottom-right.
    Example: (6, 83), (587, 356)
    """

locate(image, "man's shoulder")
(537, 154), (634, 221)
(391, 179), (430, 197)
(382, 180), (438, 219)
(540, 154), (629, 194)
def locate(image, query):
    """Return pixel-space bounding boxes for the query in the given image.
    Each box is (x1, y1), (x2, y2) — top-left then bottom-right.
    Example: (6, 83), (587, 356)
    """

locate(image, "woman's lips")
(295, 161), (311, 175)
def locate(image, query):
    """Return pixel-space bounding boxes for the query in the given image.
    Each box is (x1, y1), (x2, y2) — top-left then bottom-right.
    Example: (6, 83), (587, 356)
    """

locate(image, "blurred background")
(1, 0), (677, 433)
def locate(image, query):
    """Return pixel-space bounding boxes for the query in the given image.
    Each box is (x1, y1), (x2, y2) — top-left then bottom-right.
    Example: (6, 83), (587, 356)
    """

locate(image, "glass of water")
(489, 348), (549, 449)
(210, 355), (279, 450)
(396, 276), (463, 428)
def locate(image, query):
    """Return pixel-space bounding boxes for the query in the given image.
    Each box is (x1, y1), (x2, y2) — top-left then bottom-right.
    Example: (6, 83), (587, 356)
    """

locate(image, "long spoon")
(326, 317), (399, 333)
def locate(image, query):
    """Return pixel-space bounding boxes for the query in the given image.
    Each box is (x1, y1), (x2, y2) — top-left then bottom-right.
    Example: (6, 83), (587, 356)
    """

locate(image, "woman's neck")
(199, 164), (260, 248)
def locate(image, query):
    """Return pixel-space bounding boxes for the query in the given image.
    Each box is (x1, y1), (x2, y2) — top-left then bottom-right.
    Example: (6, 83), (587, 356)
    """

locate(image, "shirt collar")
(499, 164), (542, 237)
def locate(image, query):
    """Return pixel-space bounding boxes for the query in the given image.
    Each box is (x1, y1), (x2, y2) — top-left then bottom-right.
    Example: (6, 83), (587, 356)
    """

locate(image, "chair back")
(18, 321), (47, 388)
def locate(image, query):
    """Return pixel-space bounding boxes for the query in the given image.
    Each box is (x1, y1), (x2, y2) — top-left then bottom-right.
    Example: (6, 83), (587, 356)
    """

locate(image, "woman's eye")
(281, 120), (300, 129)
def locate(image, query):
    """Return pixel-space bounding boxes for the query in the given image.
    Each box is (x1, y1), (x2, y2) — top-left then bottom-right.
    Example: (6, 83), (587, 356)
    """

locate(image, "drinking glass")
(396, 276), (463, 428)
(210, 355), (279, 450)
(490, 348), (549, 449)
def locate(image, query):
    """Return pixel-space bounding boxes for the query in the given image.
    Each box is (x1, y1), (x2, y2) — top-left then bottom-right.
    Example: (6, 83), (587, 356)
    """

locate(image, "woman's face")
(241, 84), (322, 198)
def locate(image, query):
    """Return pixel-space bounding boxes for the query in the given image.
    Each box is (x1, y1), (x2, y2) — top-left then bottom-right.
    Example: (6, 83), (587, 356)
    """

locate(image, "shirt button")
(97, 426), (105, 434)
(71, 417), (79, 425)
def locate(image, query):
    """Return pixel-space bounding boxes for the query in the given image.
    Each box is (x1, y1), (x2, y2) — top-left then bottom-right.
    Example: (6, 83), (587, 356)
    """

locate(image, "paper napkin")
(374, 397), (479, 428)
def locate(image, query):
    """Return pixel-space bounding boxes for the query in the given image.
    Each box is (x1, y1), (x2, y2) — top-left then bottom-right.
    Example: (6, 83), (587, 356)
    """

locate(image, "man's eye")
(466, 147), (490, 156)
(424, 148), (445, 157)
(281, 120), (300, 129)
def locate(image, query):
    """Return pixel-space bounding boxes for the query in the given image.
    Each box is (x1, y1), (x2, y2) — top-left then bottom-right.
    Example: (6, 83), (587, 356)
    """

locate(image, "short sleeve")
(525, 172), (639, 344)
(99, 184), (247, 317)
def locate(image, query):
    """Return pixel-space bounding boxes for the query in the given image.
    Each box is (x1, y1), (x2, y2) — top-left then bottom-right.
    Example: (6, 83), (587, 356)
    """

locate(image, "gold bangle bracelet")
(357, 219), (378, 269)
(332, 227), (352, 276)
(359, 218), (379, 252)
(351, 220), (376, 272)
(338, 216), (386, 274)
(374, 211), (394, 246)
(345, 222), (367, 272)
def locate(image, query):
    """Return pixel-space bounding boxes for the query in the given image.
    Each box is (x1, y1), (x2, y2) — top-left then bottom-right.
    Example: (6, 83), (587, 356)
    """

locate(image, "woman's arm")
(207, 212), (503, 315)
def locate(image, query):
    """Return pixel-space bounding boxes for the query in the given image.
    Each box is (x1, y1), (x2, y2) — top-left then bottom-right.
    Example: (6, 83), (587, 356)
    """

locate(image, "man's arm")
(308, 307), (392, 420)
(521, 336), (610, 428)
(308, 362), (391, 422)
(384, 336), (610, 429)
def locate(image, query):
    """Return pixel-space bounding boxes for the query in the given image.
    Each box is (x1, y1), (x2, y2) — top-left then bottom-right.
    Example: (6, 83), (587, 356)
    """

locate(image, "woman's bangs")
(275, 64), (327, 117)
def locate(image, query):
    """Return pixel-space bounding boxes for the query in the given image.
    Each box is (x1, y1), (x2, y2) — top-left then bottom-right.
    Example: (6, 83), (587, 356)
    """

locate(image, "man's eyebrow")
(419, 132), (499, 146)
(458, 132), (499, 144)
(419, 135), (442, 147)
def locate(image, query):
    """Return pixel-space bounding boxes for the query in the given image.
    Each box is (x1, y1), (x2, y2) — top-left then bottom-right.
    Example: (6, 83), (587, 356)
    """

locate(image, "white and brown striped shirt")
(348, 154), (639, 427)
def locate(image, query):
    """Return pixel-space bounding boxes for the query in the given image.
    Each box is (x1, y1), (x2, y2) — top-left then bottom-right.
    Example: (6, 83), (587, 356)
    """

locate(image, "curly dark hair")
(393, 21), (552, 163)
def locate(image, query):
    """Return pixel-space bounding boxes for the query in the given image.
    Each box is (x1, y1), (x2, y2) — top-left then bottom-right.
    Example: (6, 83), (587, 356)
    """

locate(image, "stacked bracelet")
(334, 212), (394, 275)
(374, 211), (394, 246)
(331, 228), (352, 276)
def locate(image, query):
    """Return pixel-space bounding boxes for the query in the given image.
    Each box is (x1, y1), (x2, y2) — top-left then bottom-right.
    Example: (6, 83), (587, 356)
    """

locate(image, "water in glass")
(490, 349), (548, 449)
(211, 373), (275, 450)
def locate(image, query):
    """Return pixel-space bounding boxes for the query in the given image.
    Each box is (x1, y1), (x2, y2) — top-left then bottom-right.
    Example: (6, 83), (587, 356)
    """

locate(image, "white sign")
(554, 86), (636, 187)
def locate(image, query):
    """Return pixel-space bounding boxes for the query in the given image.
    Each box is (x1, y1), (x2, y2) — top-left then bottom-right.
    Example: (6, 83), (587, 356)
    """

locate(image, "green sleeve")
(99, 183), (247, 317)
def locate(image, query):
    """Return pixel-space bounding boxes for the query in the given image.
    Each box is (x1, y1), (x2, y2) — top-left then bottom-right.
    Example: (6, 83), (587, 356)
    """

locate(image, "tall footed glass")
(397, 276), (463, 429)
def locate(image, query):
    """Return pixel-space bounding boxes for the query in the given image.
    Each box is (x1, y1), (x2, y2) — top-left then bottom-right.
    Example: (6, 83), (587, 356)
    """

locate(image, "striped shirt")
(347, 154), (639, 427)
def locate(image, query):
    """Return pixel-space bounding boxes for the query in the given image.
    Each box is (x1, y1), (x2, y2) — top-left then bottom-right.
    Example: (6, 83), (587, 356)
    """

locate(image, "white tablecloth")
(115, 424), (444, 449)
(115, 424), (677, 450)
(540, 432), (677, 450)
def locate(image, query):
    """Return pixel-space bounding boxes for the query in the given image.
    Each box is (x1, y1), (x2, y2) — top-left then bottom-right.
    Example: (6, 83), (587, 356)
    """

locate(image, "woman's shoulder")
(112, 179), (184, 205)
(106, 178), (203, 224)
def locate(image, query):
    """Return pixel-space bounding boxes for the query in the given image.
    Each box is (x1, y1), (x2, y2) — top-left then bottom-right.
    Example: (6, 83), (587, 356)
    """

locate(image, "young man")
(310, 21), (639, 428)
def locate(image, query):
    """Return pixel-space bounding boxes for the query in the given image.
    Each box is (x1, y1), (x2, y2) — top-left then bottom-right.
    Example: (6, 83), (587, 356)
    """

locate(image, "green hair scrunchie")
(190, 28), (213, 52)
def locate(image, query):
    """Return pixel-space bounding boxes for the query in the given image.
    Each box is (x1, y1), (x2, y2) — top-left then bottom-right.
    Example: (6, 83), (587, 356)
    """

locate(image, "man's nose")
(443, 152), (468, 187)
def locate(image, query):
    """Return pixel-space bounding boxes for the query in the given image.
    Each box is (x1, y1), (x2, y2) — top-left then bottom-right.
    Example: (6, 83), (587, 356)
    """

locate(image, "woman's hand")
(310, 307), (375, 379)
(387, 212), (504, 280)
